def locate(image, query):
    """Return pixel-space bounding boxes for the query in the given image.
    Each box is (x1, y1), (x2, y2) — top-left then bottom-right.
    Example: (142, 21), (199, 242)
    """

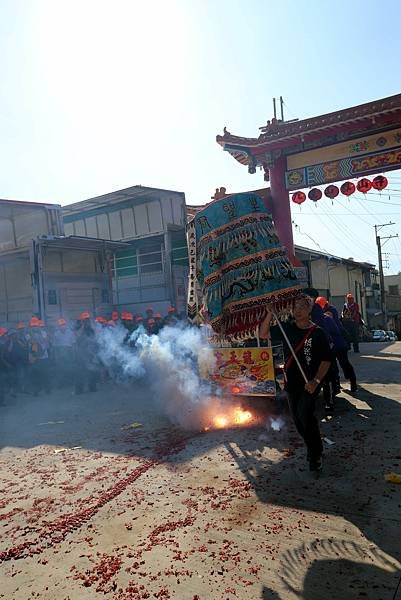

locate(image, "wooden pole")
(271, 309), (308, 383)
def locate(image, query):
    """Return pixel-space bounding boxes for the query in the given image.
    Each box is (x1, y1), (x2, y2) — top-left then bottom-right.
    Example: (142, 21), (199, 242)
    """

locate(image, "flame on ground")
(206, 406), (254, 430)
(233, 407), (252, 425)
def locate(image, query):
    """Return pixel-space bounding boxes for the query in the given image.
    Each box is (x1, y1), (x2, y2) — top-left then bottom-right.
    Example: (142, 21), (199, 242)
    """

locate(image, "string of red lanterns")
(291, 175), (388, 205)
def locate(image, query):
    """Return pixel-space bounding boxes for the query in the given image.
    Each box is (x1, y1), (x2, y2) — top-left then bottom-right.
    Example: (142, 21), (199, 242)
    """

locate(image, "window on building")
(389, 284), (399, 295)
(114, 248), (138, 278)
(101, 289), (109, 303)
(171, 232), (188, 266)
(139, 243), (163, 274)
(47, 289), (57, 305)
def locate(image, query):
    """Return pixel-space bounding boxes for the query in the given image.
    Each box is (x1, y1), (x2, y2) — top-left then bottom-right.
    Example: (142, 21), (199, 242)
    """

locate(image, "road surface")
(1, 342), (401, 599)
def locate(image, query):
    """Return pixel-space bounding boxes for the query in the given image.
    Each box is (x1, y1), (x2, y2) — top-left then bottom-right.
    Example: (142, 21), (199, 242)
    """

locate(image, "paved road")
(1, 342), (401, 599)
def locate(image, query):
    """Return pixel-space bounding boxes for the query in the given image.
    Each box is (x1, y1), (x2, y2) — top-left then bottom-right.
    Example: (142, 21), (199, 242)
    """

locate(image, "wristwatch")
(313, 378), (321, 385)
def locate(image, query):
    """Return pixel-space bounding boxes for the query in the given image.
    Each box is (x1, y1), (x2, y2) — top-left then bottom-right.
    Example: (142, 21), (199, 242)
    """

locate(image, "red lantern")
(356, 178), (372, 193)
(340, 181), (355, 196)
(308, 188), (322, 202)
(292, 191), (306, 205)
(372, 175), (388, 191)
(324, 185), (339, 199)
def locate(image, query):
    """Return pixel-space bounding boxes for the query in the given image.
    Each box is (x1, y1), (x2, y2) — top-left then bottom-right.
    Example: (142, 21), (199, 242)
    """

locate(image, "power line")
(318, 202), (375, 256)
(292, 200), (377, 262)
(292, 220), (330, 253)
(294, 212), (401, 215)
(335, 195), (376, 227)
(353, 194), (380, 224)
(309, 207), (369, 258)
(282, 100), (298, 121)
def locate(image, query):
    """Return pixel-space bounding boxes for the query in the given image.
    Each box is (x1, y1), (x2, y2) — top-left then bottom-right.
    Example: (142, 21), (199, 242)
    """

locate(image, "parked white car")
(372, 330), (387, 342)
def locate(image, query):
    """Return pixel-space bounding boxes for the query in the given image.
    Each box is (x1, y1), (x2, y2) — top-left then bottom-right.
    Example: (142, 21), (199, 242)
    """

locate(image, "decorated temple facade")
(217, 94), (401, 263)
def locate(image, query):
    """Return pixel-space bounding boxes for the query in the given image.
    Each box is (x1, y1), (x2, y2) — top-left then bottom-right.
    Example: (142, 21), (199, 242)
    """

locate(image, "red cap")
(16, 322), (25, 329)
(112, 311), (119, 321)
(0, 327), (7, 337)
(95, 316), (107, 324)
(136, 316), (144, 322)
(79, 312), (91, 320)
(121, 312), (133, 321)
(146, 307), (153, 312)
(37, 319), (45, 327)
(167, 306), (176, 313)
(346, 293), (354, 299)
(29, 317), (40, 327)
(316, 296), (328, 309)
(154, 313), (162, 319)
(57, 318), (67, 326)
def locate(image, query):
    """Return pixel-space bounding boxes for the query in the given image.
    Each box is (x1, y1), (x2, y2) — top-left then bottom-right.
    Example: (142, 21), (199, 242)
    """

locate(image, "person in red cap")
(0, 327), (10, 404)
(28, 317), (51, 395)
(146, 318), (157, 335)
(78, 312), (91, 321)
(145, 307), (154, 332)
(341, 293), (362, 352)
(164, 306), (178, 327)
(53, 317), (76, 389)
(74, 312), (99, 394)
(132, 316), (143, 333)
(153, 313), (163, 334)
(121, 312), (135, 339)
(316, 296), (328, 311)
(13, 324), (30, 395)
(1, 327), (29, 398)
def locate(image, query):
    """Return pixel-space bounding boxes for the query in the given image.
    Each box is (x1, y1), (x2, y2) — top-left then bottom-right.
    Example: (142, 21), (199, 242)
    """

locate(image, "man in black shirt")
(260, 295), (332, 474)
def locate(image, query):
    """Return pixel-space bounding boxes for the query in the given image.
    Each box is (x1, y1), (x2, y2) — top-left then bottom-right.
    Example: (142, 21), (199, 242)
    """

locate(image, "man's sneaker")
(350, 386), (358, 395)
(309, 456), (323, 477)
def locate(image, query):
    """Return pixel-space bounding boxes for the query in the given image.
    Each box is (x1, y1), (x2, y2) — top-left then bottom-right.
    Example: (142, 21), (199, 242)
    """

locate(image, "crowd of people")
(0, 306), (182, 404)
(0, 291), (365, 478)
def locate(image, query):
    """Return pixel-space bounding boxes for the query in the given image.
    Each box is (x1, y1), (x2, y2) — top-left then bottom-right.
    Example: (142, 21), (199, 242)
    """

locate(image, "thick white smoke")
(96, 323), (217, 430)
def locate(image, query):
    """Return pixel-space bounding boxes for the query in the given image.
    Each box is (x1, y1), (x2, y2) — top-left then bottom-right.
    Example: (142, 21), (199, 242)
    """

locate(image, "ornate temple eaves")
(216, 92), (401, 158)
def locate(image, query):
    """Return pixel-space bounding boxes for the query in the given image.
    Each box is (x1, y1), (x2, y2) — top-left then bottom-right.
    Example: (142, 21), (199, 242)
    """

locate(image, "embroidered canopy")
(187, 191), (300, 339)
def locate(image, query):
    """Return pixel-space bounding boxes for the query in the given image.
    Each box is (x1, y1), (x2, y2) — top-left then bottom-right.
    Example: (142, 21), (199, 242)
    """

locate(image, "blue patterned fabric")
(191, 191), (299, 336)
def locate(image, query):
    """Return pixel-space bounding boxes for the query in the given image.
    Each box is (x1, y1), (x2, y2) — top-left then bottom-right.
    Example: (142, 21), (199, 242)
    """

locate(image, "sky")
(1, 0), (401, 273)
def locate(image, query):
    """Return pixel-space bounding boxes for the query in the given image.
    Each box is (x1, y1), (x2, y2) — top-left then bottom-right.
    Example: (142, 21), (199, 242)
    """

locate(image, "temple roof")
(216, 93), (401, 161)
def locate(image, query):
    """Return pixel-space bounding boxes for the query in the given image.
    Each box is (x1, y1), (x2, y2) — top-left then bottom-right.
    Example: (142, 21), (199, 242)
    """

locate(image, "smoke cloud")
(270, 416), (285, 432)
(96, 323), (218, 430)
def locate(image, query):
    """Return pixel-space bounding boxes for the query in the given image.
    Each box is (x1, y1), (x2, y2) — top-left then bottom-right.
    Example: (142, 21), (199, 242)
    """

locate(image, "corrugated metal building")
(62, 186), (188, 314)
(0, 199), (125, 326)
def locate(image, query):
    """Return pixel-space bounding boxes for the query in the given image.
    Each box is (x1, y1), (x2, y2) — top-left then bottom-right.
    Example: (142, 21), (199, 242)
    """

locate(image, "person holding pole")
(341, 293), (362, 352)
(259, 295), (332, 475)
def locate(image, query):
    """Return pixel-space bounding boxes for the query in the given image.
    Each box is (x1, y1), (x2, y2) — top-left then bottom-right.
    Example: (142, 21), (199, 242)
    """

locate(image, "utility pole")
(374, 222), (399, 328)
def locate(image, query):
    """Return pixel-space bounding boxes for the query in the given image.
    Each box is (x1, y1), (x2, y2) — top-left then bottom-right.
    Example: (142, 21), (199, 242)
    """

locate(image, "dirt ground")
(1, 342), (401, 600)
